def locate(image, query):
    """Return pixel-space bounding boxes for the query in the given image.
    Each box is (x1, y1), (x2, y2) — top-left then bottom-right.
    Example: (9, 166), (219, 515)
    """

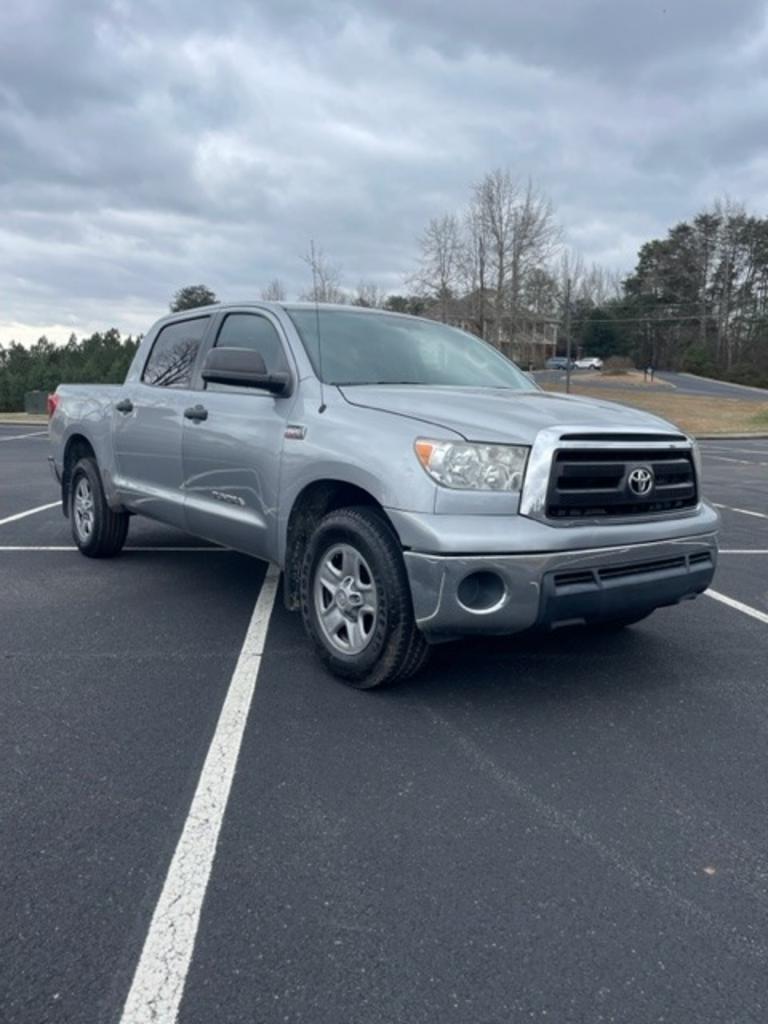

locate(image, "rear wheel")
(70, 457), (129, 557)
(300, 506), (429, 688)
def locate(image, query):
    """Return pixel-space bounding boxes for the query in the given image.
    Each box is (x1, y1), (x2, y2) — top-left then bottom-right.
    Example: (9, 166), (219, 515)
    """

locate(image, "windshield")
(286, 308), (536, 390)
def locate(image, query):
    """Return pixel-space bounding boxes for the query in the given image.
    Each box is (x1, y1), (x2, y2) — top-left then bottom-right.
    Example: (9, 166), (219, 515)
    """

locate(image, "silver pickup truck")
(49, 302), (719, 687)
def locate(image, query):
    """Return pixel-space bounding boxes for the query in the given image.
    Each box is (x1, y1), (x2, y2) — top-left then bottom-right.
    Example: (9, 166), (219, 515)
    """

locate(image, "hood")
(338, 385), (682, 444)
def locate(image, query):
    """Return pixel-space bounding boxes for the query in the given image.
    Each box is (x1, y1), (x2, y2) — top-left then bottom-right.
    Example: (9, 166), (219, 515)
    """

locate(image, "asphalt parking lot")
(2, 422), (768, 1024)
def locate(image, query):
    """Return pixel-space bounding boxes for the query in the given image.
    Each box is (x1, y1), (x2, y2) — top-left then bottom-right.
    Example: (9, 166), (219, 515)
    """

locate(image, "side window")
(142, 317), (209, 389)
(206, 313), (288, 392)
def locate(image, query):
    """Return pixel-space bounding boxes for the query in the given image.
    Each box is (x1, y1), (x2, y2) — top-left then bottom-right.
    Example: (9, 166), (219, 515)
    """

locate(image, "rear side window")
(142, 317), (209, 388)
(206, 313), (288, 393)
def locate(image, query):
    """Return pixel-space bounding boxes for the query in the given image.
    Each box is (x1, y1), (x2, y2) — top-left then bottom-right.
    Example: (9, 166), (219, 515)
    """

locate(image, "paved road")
(534, 369), (768, 402)
(657, 372), (768, 401)
(2, 424), (768, 1023)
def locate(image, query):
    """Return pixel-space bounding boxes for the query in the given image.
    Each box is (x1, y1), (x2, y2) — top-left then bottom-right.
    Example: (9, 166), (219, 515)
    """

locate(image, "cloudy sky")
(2, 0), (768, 344)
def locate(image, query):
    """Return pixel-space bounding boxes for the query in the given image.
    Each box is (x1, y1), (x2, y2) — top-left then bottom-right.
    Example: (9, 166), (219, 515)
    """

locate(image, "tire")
(300, 506), (429, 689)
(70, 456), (129, 558)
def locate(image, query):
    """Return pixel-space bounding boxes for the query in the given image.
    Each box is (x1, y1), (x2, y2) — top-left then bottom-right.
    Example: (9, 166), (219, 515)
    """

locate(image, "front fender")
(276, 398), (456, 565)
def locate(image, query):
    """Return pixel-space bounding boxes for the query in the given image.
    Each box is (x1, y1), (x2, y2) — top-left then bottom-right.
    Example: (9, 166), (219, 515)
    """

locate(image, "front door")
(182, 310), (296, 558)
(112, 315), (211, 528)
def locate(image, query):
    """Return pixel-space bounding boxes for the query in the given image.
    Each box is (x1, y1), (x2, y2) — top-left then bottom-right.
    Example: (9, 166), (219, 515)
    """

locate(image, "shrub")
(681, 345), (717, 377)
(601, 356), (635, 375)
(725, 363), (768, 391)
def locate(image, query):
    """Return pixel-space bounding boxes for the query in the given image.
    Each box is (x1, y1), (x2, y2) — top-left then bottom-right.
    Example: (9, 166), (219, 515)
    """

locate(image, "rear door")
(182, 310), (296, 558)
(112, 315), (211, 528)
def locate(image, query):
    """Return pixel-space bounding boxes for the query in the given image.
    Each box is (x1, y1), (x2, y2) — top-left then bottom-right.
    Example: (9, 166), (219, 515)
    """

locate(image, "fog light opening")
(456, 571), (507, 613)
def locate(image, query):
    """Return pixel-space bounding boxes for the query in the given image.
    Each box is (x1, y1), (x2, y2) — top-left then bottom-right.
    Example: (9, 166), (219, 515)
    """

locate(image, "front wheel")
(70, 457), (129, 557)
(300, 506), (429, 688)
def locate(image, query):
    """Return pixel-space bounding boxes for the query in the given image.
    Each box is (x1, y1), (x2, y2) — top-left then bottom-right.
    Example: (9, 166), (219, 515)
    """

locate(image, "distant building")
(421, 293), (559, 367)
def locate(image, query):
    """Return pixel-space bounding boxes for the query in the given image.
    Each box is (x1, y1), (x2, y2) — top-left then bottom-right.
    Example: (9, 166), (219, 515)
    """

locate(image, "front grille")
(559, 432), (689, 443)
(553, 569), (596, 588)
(552, 551), (713, 592)
(547, 447), (698, 519)
(597, 556), (685, 581)
(689, 551), (714, 567)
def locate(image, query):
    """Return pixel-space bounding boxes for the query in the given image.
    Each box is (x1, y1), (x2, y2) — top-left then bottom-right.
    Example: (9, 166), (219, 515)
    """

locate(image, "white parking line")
(706, 454), (768, 466)
(0, 546), (228, 552)
(706, 589), (768, 626)
(119, 564), (280, 1024)
(712, 502), (768, 520)
(702, 446), (768, 457)
(0, 430), (48, 442)
(0, 502), (60, 527)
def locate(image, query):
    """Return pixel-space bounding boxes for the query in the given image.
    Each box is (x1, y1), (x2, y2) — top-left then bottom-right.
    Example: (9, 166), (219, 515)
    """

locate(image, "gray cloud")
(2, 0), (768, 342)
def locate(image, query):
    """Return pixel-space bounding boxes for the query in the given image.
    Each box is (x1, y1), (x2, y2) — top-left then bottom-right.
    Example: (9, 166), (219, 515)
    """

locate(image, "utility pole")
(564, 275), (572, 395)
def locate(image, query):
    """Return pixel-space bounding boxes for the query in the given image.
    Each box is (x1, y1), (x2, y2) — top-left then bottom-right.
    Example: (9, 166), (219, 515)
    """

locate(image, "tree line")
(617, 200), (768, 385)
(0, 331), (140, 412)
(3, 175), (767, 410)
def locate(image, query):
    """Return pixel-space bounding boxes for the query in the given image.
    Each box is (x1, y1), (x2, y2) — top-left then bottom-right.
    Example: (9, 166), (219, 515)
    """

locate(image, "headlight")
(414, 439), (529, 492)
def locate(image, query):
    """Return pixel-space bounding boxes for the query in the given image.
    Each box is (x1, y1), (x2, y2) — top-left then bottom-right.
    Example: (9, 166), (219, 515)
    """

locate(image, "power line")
(503, 310), (768, 326)
(564, 313), (768, 325)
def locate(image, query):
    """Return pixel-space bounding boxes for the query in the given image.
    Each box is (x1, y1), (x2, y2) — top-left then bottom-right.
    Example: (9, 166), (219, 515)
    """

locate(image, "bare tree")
(300, 241), (346, 304)
(352, 280), (384, 308)
(261, 278), (286, 301)
(459, 198), (490, 338)
(473, 169), (560, 349)
(600, 266), (625, 304)
(712, 197), (746, 369)
(556, 248), (586, 382)
(524, 266), (559, 316)
(509, 180), (561, 339)
(411, 214), (461, 322)
(556, 249), (587, 300)
(576, 264), (602, 305)
(475, 168), (519, 346)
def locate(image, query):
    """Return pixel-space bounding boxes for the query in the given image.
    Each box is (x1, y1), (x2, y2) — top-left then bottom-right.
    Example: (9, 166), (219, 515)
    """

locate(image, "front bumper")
(402, 525), (718, 640)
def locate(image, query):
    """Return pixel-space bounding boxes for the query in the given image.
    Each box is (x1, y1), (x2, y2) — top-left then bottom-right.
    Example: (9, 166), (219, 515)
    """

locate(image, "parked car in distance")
(575, 356), (604, 370)
(49, 303), (719, 689)
(545, 356), (575, 370)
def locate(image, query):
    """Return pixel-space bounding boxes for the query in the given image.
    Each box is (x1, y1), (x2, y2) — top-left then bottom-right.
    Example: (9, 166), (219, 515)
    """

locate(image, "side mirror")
(201, 347), (291, 394)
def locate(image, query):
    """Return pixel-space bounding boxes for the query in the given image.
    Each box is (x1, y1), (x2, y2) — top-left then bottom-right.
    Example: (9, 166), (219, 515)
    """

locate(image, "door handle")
(115, 398), (134, 414)
(184, 404), (209, 422)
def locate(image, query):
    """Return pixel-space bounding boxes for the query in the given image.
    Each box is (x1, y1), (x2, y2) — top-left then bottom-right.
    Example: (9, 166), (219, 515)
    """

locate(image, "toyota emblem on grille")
(628, 466), (654, 496)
